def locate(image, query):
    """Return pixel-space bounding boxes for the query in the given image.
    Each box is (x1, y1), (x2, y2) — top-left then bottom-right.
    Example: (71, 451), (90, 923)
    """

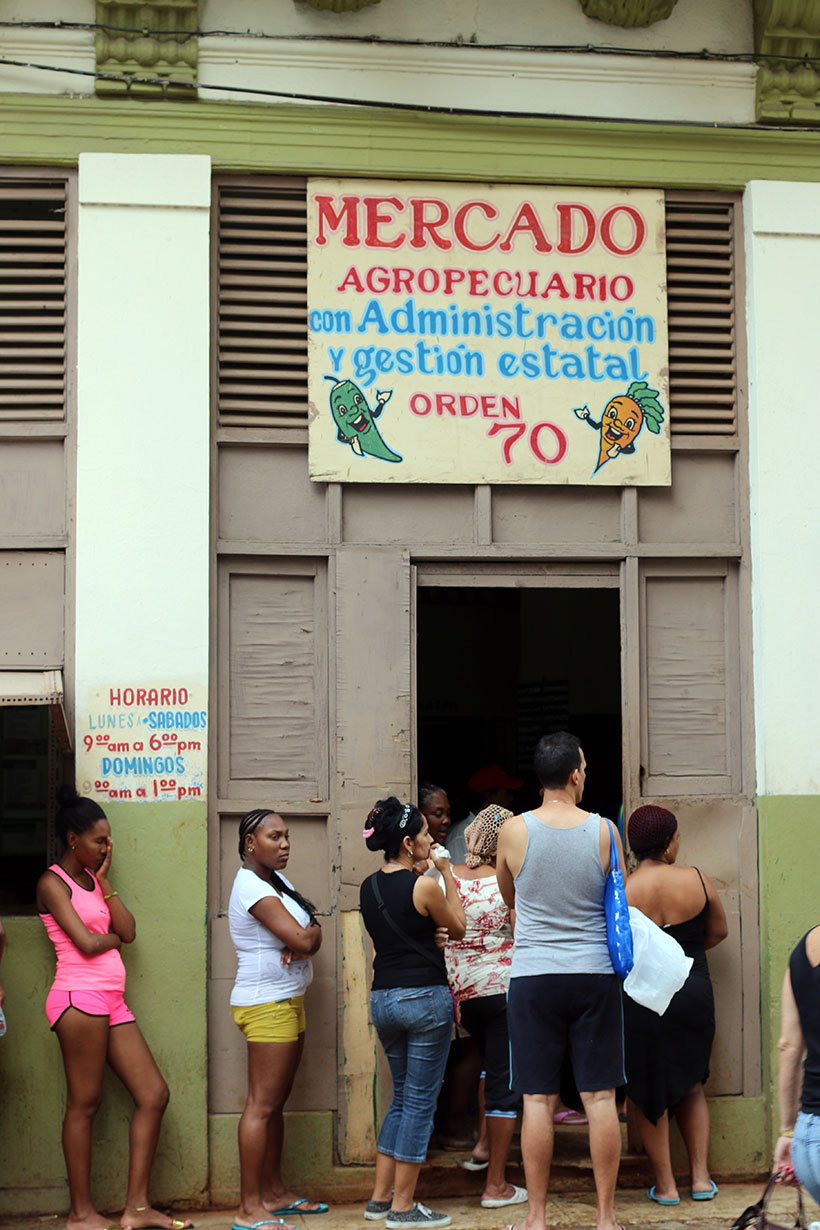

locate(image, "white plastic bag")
(623, 906), (693, 1016)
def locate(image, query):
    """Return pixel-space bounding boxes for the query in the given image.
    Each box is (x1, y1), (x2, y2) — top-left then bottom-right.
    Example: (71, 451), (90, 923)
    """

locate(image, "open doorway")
(416, 585), (622, 826)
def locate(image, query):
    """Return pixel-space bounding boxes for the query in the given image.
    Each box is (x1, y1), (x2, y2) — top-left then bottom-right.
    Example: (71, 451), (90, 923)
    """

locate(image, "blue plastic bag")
(604, 819), (633, 977)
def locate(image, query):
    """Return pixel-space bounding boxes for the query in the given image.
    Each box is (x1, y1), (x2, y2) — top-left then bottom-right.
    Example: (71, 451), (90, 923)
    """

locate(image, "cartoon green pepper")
(326, 378), (402, 463)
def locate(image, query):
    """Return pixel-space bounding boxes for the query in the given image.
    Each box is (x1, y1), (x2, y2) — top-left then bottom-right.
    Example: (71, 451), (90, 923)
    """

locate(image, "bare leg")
(473, 1076), (489, 1161)
(481, 1115), (518, 1201)
(108, 1023), (176, 1230)
(632, 1104), (678, 1201)
(260, 1035), (321, 1212)
(580, 1087), (621, 1230)
(54, 1009), (111, 1230)
(370, 1151), (396, 1203)
(673, 1083), (713, 1193)
(391, 1162), (423, 1213)
(510, 1092), (557, 1230)
(235, 1038), (300, 1229)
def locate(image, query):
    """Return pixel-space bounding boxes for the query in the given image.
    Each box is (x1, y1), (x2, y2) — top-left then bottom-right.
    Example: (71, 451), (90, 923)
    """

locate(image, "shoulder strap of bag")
(370, 873), (445, 973)
(606, 819), (620, 874)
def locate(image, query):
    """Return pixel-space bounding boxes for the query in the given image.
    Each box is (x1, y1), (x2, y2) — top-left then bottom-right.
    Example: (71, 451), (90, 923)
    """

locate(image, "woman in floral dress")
(446, 806), (526, 1211)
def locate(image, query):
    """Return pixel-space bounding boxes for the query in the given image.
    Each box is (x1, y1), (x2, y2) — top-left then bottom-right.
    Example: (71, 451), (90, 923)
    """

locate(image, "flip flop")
(691, 1180), (718, 1201)
(648, 1186), (680, 1206)
(232, 1222), (290, 1229)
(553, 1109), (588, 1125)
(270, 1201), (329, 1216)
(481, 1185), (528, 1209)
(462, 1157), (489, 1171)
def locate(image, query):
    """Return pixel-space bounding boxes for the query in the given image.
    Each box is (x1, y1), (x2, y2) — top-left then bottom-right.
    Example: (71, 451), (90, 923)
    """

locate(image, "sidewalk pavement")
(1, 1184), (817, 1230)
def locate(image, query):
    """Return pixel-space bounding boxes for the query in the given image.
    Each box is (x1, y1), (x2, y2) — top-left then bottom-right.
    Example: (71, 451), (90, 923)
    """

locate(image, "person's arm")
(496, 820), (519, 909)
(598, 817), (626, 877)
(414, 856), (466, 940)
(700, 871), (729, 950)
(774, 968), (804, 1179)
(95, 836), (136, 944)
(37, 873), (122, 956)
(250, 894), (322, 957)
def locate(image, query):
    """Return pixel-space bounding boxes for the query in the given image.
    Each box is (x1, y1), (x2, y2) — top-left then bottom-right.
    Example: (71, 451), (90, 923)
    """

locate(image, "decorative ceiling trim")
(578, 0), (679, 27)
(95, 1), (198, 99)
(755, 0), (820, 124)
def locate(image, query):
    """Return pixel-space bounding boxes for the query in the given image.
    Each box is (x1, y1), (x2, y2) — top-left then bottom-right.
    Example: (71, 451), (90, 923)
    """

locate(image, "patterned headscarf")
(627, 804), (678, 856)
(464, 805), (514, 868)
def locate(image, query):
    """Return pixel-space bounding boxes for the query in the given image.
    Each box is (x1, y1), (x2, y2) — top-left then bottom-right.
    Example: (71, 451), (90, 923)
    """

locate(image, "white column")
(744, 181), (820, 798)
(75, 154), (211, 802)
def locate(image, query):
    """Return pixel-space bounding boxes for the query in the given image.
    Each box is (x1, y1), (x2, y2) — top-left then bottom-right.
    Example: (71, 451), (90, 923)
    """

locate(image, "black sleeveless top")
(360, 868), (447, 990)
(663, 867), (710, 977)
(790, 930), (820, 1114)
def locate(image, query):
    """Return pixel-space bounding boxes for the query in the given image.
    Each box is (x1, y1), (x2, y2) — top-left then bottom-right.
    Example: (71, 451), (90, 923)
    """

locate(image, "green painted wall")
(758, 795), (820, 1155)
(0, 95), (820, 187)
(0, 801), (208, 1216)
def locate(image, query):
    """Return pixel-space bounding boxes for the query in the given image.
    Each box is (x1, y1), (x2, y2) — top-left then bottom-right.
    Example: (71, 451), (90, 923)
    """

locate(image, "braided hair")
(238, 808), (319, 924)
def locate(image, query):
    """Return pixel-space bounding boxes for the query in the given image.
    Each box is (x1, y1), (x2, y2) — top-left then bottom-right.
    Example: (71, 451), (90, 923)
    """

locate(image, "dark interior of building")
(417, 585), (622, 827)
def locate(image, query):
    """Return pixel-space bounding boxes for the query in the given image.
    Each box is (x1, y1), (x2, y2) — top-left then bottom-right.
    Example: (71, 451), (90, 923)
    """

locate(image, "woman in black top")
(360, 797), (466, 1230)
(623, 805), (727, 1205)
(774, 925), (820, 1203)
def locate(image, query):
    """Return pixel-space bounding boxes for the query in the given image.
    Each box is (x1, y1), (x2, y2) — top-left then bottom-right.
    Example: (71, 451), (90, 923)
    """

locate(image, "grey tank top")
(510, 810), (613, 977)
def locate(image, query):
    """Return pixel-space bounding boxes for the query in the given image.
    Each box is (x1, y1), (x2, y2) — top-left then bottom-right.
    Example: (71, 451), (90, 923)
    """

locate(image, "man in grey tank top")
(497, 731), (626, 1230)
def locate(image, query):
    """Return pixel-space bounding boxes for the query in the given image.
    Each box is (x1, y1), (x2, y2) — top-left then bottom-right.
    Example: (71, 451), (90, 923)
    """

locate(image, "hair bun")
(57, 783), (80, 809)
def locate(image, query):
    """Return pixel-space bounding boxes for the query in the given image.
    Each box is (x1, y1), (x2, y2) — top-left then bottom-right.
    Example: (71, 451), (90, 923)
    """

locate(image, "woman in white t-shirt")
(229, 808), (326, 1229)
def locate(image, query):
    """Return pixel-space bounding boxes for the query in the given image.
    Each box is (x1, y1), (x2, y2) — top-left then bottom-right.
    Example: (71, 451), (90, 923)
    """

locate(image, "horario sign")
(307, 179), (670, 486)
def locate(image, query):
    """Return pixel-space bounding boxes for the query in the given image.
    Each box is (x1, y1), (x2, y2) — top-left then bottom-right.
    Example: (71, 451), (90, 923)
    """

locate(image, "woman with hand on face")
(229, 809), (326, 1230)
(360, 798), (467, 1230)
(37, 785), (186, 1230)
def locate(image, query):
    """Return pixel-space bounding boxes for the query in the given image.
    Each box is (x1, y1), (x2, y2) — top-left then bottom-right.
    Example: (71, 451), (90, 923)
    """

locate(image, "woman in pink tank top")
(37, 785), (193, 1230)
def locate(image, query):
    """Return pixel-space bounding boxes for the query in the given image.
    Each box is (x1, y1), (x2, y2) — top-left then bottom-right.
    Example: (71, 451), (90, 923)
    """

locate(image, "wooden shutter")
(217, 556), (328, 800)
(215, 179), (308, 427)
(0, 178), (68, 421)
(640, 560), (740, 795)
(665, 194), (739, 438)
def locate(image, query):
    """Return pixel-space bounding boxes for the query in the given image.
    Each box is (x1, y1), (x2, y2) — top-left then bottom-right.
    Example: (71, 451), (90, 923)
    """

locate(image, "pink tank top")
(40, 864), (126, 992)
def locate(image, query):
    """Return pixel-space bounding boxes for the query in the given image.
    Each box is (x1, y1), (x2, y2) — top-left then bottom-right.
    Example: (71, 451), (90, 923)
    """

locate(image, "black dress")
(624, 869), (715, 1125)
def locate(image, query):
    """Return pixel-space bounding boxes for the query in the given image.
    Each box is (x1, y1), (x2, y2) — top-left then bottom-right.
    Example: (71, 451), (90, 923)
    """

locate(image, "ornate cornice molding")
(95, 1), (198, 98)
(755, 0), (820, 124)
(296, 0), (381, 11)
(578, 0), (679, 27)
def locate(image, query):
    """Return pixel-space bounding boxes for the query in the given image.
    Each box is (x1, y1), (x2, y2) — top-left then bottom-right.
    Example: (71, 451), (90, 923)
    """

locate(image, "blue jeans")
(793, 1110), (820, 1206)
(370, 984), (453, 1164)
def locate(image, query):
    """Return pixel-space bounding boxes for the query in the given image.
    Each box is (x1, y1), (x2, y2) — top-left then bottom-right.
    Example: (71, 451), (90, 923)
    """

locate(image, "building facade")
(0, 0), (819, 1211)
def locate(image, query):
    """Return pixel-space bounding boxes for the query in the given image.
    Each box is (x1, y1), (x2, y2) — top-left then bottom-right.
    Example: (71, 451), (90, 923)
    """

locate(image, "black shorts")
(507, 972), (625, 1095)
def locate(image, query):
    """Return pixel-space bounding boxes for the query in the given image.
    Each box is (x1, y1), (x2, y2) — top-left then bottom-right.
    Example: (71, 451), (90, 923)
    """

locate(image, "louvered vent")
(216, 181), (308, 427)
(665, 196), (738, 437)
(0, 179), (67, 421)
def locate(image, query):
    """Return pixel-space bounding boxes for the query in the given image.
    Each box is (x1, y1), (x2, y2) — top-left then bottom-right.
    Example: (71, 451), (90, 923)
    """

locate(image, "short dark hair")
(55, 784), (106, 847)
(533, 731), (582, 790)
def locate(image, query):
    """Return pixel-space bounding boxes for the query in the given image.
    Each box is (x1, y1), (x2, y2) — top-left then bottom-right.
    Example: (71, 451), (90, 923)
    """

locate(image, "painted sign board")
(307, 179), (670, 485)
(77, 683), (207, 804)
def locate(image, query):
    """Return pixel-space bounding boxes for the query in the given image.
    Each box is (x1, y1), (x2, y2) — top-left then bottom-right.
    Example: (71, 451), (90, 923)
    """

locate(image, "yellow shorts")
(231, 996), (306, 1043)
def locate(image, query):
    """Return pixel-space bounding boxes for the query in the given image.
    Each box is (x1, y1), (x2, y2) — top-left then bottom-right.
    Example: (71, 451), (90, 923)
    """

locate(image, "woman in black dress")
(623, 805), (728, 1206)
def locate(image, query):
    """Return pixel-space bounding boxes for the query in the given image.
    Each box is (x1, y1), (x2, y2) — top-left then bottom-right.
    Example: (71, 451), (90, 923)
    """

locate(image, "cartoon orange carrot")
(573, 380), (665, 472)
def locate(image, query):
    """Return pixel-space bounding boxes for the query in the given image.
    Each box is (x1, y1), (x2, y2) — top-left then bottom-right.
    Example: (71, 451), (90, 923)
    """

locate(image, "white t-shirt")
(228, 867), (314, 1006)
